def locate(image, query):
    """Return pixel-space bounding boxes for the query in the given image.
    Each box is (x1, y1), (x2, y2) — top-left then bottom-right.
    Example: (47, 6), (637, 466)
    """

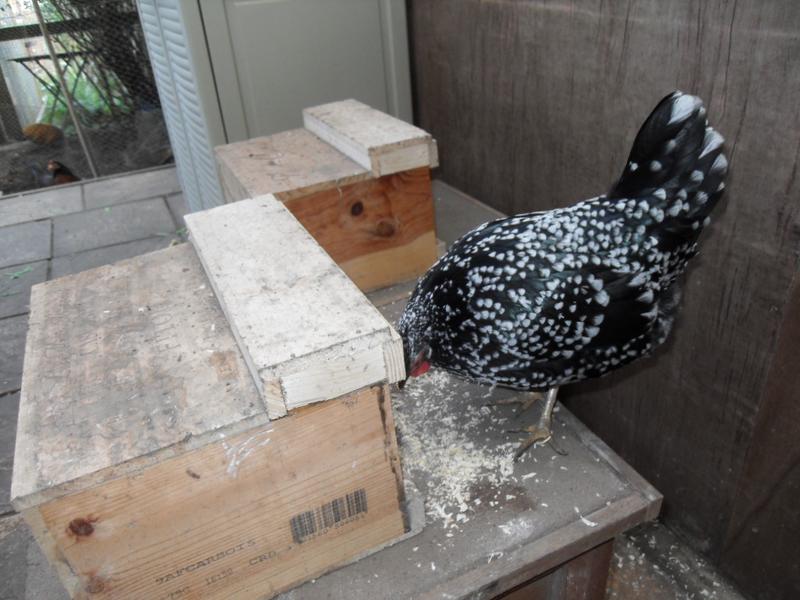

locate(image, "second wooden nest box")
(215, 99), (439, 292)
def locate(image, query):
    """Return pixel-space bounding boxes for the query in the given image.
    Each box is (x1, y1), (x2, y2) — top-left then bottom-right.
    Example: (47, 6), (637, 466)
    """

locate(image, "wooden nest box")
(215, 99), (439, 292)
(11, 196), (408, 599)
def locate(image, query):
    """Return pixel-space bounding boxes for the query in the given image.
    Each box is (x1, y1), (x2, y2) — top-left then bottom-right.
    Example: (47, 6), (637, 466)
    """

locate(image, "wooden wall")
(407, 2), (800, 599)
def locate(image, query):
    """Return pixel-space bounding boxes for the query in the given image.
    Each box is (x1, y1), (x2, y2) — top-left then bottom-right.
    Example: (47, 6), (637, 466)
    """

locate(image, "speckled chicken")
(398, 92), (728, 458)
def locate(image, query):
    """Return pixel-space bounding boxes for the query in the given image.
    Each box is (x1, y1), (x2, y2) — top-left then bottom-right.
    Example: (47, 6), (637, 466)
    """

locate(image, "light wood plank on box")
(10, 244), (263, 509)
(32, 385), (405, 600)
(303, 99), (438, 176)
(215, 128), (371, 203)
(185, 196), (405, 419)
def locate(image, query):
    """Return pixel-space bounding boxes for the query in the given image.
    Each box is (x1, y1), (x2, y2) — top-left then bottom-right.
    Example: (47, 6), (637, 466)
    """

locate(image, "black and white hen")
(397, 91), (728, 458)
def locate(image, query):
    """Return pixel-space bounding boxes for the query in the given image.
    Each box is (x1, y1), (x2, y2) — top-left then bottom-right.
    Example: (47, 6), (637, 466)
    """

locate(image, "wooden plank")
(303, 99), (438, 176)
(30, 385), (406, 600)
(719, 273), (800, 599)
(185, 196), (405, 418)
(409, 0), (800, 579)
(214, 128), (371, 203)
(283, 167), (437, 291)
(563, 540), (614, 600)
(493, 540), (613, 600)
(10, 244), (263, 509)
(418, 496), (649, 600)
(494, 570), (558, 599)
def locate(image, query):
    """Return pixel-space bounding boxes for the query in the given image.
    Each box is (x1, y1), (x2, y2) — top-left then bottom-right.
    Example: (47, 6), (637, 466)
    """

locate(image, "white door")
(199, 0), (412, 142)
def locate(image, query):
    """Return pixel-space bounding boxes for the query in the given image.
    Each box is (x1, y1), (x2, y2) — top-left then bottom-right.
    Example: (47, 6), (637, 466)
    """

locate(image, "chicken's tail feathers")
(608, 91), (727, 220)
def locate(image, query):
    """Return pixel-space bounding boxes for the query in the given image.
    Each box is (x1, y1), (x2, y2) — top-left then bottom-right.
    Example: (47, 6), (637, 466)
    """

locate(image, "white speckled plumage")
(398, 92), (727, 391)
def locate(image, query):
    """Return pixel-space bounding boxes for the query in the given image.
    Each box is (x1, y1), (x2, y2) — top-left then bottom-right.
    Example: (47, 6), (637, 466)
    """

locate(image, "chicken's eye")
(351, 201), (364, 216)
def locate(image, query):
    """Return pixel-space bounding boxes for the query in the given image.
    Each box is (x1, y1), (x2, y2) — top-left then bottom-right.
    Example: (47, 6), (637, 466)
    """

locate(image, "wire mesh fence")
(0, 0), (171, 194)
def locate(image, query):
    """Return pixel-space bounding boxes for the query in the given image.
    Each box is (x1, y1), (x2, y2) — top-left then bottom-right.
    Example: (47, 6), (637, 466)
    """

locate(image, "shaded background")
(406, 2), (800, 599)
(0, 0), (170, 194)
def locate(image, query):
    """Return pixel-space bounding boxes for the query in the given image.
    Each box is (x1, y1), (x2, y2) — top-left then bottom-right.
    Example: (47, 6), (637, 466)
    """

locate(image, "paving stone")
(0, 514), (68, 600)
(53, 197), (176, 256)
(83, 167), (180, 209)
(25, 534), (69, 600)
(51, 236), (181, 279)
(0, 392), (19, 513)
(0, 186), (82, 228)
(0, 261), (48, 319)
(0, 515), (30, 600)
(166, 191), (190, 227)
(0, 221), (51, 269)
(0, 315), (27, 395)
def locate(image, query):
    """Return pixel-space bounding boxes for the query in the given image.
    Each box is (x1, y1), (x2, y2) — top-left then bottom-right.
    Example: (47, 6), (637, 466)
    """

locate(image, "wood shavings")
(487, 551), (504, 563)
(393, 370), (518, 526)
(574, 506), (598, 527)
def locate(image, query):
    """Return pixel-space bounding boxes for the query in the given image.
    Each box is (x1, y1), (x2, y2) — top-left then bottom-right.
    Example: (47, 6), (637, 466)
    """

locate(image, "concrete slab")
(0, 315), (26, 395)
(0, 392), (19, 513)
(0, 515), (30, 599)
(0, 514), (68, 600)
(166, 191), (190, 227)
(0, 186), (82, 228)
(0, 220), (50, 269)
(0, 260), (48, 319)
(51, 236), (180, 279)
(83, 167), (181, 209)
(25, 530), (69, 600)
(53, 197), (176, 256)
(432, 179), (504, 248)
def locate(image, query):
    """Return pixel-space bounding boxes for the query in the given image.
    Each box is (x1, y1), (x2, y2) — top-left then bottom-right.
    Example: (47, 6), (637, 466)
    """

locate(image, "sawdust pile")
(392, 369), (519, 528)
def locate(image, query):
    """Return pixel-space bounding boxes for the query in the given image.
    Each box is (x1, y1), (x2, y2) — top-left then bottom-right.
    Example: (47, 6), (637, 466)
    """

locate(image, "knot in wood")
(350, 201), (364, 216)
(69, 517), (94, 537)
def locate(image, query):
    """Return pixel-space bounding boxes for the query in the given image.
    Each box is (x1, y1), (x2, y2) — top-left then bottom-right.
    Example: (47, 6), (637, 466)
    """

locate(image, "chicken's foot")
(507, 386), (560, 461)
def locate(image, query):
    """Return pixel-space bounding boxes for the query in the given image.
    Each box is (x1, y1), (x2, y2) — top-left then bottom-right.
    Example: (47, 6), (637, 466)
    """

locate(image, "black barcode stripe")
(290, 509), (317, 543)
(290, 488), (368, 543)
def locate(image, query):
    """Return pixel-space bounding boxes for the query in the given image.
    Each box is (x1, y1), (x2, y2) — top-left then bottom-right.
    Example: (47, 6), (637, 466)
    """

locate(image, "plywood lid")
(186, 195), (406, 419)
(11, 245), (265, 509)
(214, 128), (372, 201)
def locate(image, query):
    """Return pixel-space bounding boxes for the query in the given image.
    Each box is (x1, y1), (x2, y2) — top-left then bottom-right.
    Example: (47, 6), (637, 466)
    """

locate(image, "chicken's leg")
(509, 386), (559, 461)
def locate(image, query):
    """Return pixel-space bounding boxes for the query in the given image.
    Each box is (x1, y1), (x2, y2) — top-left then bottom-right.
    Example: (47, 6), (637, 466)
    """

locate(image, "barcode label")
(290, 488), (368, 544)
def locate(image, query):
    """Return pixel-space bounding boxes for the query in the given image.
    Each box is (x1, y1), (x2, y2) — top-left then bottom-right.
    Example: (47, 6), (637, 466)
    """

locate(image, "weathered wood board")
(11, 244), (263, 510)
(303, 99), (438, 176)
(215, 128), (371, 204)
(11, 243), (408, 599)
(185, 196), (405, 419)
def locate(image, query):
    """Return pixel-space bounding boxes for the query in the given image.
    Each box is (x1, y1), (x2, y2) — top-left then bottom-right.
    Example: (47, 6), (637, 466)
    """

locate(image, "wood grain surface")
(31, 385), (405, 600)
(284, 167), (437, 290)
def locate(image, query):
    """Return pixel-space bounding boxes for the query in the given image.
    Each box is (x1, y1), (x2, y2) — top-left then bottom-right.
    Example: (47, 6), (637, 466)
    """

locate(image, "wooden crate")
(215, 99), (439, 292)
(11, 198), (408, 599)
